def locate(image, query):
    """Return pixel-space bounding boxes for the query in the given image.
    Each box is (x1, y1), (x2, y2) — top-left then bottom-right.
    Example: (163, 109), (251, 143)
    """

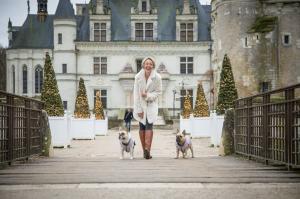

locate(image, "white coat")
(133, 69), (162, 125)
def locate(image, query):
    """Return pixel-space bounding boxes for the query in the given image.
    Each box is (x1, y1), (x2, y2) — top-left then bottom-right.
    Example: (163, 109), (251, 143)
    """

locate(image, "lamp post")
(172, 89), (177, 118)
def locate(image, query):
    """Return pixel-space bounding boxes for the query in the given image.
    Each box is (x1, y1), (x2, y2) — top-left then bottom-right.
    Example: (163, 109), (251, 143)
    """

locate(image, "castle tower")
(211, 0), (300, 98)
(211, 0), (260, 97)
(53, 0), (77, 111)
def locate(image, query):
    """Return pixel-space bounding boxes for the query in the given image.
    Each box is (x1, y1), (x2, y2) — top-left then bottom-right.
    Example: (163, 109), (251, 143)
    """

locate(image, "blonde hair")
(142, 57), (156, 69)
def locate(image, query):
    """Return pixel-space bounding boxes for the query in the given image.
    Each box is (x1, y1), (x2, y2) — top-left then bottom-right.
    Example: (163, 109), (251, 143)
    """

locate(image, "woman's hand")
(141, 91), (147, 98)
(138, 112), (144, 119)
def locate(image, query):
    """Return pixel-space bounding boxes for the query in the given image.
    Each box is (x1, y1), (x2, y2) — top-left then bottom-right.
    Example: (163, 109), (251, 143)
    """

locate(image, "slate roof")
(55, 0), (75, 19)
(10, 15), (54, 49)
(10, 0), (211, 49)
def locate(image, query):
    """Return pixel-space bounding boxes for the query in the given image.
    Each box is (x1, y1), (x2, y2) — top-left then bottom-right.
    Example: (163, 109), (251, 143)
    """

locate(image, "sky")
(0, 0), (211, 47)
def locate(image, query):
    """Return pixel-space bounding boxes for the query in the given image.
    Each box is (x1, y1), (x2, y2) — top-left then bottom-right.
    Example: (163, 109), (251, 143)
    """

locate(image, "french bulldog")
(118, 127), (135, 160)
(175, 129), (194, 159)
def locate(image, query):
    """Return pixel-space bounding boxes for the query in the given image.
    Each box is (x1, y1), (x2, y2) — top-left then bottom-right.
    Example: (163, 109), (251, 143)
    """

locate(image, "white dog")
(118, 127), (135, 160)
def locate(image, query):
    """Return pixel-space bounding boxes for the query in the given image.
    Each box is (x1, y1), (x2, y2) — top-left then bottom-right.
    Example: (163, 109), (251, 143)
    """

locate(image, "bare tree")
(0, 46), (6, 91)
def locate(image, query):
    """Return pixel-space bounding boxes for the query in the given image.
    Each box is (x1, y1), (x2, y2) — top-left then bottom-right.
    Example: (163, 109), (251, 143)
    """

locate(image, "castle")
(6, 0), (212, 118)
(211, 0), (300, 97)
(6, 0), (300, 118)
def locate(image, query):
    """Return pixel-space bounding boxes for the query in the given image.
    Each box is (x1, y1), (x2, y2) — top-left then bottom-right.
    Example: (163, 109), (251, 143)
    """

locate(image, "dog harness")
(176, 137), (192, 153)
(121, 138), (136, 153)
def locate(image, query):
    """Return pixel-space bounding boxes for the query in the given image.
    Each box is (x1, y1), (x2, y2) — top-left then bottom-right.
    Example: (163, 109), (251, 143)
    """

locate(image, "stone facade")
(211, 0), (300, 97)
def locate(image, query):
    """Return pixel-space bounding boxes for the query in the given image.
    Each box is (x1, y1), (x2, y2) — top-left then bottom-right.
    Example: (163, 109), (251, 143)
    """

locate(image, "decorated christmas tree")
(216, 54), (238, 115)
(41, 52), (64, 116)
(182, 94), (192, 119)
(74, 78), (90, 118)
(193, 82), (209, 117)
(94, 91), (105, 120)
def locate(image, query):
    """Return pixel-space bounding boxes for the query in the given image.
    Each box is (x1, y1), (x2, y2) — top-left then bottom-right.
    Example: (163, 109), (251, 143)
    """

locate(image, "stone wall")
(211, 0), (300, 100)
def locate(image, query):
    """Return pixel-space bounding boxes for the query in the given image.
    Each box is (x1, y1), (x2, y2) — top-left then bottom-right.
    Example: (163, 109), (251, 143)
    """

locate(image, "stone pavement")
(0, 129), (300, 199)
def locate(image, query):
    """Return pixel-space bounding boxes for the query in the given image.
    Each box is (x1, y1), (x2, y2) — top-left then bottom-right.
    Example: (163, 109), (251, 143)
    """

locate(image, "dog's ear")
(182, 130), (186, 135)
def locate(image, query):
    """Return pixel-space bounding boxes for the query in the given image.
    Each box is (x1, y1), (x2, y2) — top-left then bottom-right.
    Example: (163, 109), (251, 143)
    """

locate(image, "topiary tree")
(74, 78), (90, 118)
(216, 54), (238, 115)
(193, 82), (209, 117)
(94, 91), (105, 120)
(41, 52), (64, 116)
(181, 94), (192, 119)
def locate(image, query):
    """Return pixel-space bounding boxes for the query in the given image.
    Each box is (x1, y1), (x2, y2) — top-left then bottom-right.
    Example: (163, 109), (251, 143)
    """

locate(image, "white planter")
(179, 115), (192, 134)
(70, 117), (95, 140)
(94, 118), (108, 136)
(191, 116), (211, 137)
(49, 116), (71, 148)
(210, 113), (225, 146)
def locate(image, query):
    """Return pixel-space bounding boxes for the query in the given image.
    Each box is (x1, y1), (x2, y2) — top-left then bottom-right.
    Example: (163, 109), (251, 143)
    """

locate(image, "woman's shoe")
(144, 149), (152, 159)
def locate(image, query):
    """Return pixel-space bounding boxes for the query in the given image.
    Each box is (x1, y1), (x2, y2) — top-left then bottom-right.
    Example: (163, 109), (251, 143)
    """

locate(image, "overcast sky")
(0, 0), (211, 47)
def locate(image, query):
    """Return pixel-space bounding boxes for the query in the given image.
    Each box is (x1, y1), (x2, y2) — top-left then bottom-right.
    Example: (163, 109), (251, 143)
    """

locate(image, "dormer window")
(135, 22), (153, 41)
(94, 22), (106, 42)
(180, 23), (193, 42)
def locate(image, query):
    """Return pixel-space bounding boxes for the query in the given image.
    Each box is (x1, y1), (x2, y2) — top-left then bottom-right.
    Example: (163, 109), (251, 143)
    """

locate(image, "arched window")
(35, 65), (43, 94)
(23, 65), (28, 94)
(12, 65), (15, 93)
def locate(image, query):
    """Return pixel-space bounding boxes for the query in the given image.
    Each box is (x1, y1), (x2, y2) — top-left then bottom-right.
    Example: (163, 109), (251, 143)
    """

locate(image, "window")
(58, 33), (62, 44)
(180, 57), (193, 74)
(12, 65), (15, 94)
(94, 23), (106, 42)
(145, 23), (153, 41)
(94, 57), (107, 74)
(94, 89), (107, 109)
(63, 101), (68, 110)
(260, 82), (270, 93)
(282, 34), (291, 46)
(62, 64), (67, 74)
(135, 23), (153, 41)
(136, 59), (143, 72)
(180, 89), (193, 109)
(35, 66), (43, 94)
(142, 1), (147, 12)
(245, 37), (248, 47)
(23, 65), (28, 94)
(135, 23), (143, 41)
(180, 23), (193, 42)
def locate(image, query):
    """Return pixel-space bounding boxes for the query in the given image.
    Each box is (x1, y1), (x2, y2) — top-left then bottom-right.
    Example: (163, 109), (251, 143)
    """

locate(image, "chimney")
(183, 0), (191, 14)
(96, 0), (104, 14)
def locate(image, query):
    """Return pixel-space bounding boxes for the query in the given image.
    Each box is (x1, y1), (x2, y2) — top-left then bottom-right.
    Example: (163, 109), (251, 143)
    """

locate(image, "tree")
(181, 94), (192, 119)
(193, 82), (209, 117)
(41, 52), (64, 116)
(94, 91), (105, 119)
(216, 54), (238, 115)
(74, 78), (90, 118)
(0, 46), (6, 91)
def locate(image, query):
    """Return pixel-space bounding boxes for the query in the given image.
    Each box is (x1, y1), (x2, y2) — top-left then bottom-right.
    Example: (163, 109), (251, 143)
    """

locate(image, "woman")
(133, 57), (162, 159)
(124, 108), (133, 132)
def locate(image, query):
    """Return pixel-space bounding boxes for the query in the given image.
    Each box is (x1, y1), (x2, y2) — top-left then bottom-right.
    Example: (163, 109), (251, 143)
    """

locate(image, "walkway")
(0, 129), (300, 199)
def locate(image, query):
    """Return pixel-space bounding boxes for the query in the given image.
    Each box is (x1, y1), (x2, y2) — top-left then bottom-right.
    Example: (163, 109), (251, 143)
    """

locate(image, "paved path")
(0, 129), (300, 199)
